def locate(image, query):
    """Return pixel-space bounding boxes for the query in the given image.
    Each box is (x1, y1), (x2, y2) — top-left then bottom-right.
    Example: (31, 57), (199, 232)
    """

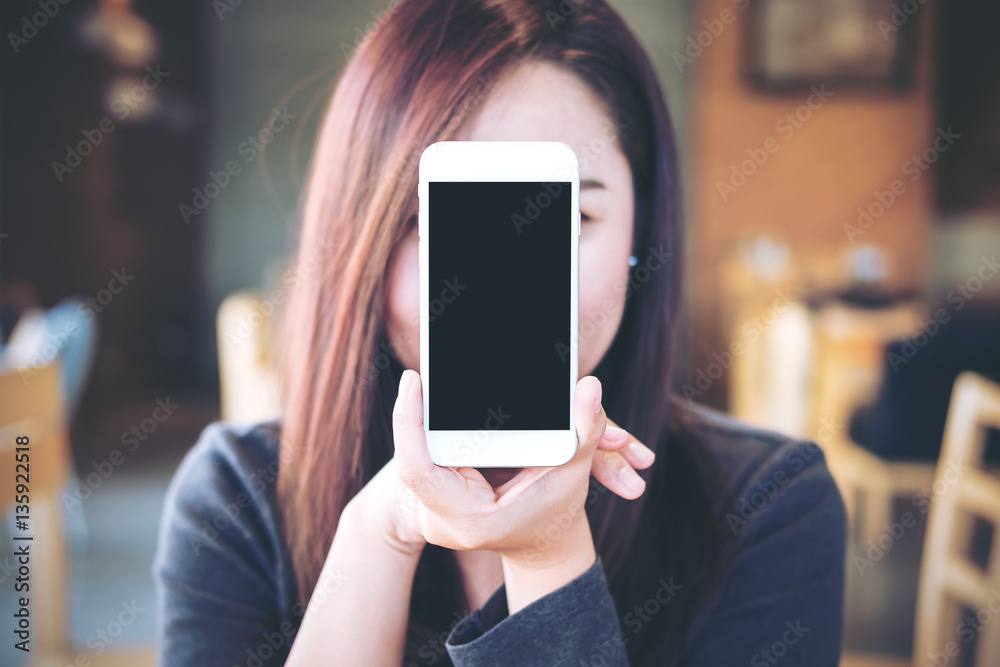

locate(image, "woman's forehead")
(455, 61), (622, 168)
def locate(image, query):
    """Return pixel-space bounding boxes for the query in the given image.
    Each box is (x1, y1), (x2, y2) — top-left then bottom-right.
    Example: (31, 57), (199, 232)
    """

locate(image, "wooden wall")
(687, 0), (936, 407)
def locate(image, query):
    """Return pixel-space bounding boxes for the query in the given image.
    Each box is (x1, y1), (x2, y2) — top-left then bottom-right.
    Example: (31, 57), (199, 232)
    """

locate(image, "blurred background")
(1, 0), (999, 665)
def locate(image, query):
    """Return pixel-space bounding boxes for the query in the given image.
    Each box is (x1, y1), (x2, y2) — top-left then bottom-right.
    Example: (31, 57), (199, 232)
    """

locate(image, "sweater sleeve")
(152, 423), (294, 667)
(444, 554), (629, 666)
(682, 439), (847, 667)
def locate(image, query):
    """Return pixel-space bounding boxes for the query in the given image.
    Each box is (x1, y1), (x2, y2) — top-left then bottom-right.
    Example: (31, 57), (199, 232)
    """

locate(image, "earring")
(628, 255), (638, 267)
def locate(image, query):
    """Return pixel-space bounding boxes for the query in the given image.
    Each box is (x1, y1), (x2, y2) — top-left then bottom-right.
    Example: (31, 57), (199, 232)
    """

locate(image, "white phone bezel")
(417, 140), (580, 468)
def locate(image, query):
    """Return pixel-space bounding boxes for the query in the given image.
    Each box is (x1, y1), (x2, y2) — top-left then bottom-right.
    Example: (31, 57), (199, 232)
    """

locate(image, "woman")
(153, 1), (846, 665)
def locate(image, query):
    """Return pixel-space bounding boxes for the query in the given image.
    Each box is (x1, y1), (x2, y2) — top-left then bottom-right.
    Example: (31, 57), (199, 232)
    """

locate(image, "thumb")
(392, 369), (427, 454)
(391, 370), (464, 510)
(574, 375), (606, 459)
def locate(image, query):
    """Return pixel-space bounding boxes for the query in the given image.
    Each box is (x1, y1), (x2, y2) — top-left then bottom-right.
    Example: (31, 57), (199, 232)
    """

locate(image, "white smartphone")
(417, 141), (580, 468)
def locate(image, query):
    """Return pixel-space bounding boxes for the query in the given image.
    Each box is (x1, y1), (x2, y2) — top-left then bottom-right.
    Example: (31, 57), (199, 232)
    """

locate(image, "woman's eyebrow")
(581, 179), (606, 190)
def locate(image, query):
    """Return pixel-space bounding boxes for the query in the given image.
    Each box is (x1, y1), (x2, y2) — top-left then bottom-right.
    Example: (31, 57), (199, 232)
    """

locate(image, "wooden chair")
(841, 371), (1000, 666)
(728, 294), (815, 439)
(729, 293), (937, 540)
(913, 371), (1000, 666)
(0, 362), (155, 666)
(809, 300), (937, 546)
(216, 290), (281, 423)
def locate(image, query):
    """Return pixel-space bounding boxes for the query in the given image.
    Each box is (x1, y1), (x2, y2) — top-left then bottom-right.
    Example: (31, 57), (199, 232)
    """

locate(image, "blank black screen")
(428, 181), (571, 430)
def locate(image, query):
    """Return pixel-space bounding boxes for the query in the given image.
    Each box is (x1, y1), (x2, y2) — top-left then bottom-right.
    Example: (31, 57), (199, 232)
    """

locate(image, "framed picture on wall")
(743, 0), (919, 93)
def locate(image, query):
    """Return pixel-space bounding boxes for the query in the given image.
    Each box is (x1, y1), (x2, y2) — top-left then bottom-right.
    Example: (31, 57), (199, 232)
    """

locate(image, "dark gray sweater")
(152, 403), (845, 666)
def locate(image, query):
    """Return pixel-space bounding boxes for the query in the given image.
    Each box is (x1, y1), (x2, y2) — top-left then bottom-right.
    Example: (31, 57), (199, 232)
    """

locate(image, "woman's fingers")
(590, 417), (655, 499)
(492, 465), (551, 503)
(392, 372), (656, 513)
(574, 376), (608, 459)
(391, 370), (490, 513)
(597, 423), (630, 451)
(591, 449), (646, 499)
(598, 417), (655, 469)
(577, 376), (646, 498)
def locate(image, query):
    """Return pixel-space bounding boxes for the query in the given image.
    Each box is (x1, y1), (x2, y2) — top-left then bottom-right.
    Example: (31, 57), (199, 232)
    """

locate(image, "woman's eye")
(581, 212), (592, 222)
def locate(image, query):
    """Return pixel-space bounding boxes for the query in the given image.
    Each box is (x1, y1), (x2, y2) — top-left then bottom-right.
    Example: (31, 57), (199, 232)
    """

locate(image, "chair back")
(915, 371), (1000, 667)
(217, 290), (281, 423)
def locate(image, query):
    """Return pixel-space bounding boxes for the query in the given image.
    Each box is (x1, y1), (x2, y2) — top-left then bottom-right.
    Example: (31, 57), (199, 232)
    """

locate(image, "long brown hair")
(277, 1), (737, 664)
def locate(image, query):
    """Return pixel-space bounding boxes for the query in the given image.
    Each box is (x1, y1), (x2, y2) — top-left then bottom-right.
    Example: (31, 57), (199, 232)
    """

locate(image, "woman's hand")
(376, 369), (654, 564)
(593, 415), (656, 499)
